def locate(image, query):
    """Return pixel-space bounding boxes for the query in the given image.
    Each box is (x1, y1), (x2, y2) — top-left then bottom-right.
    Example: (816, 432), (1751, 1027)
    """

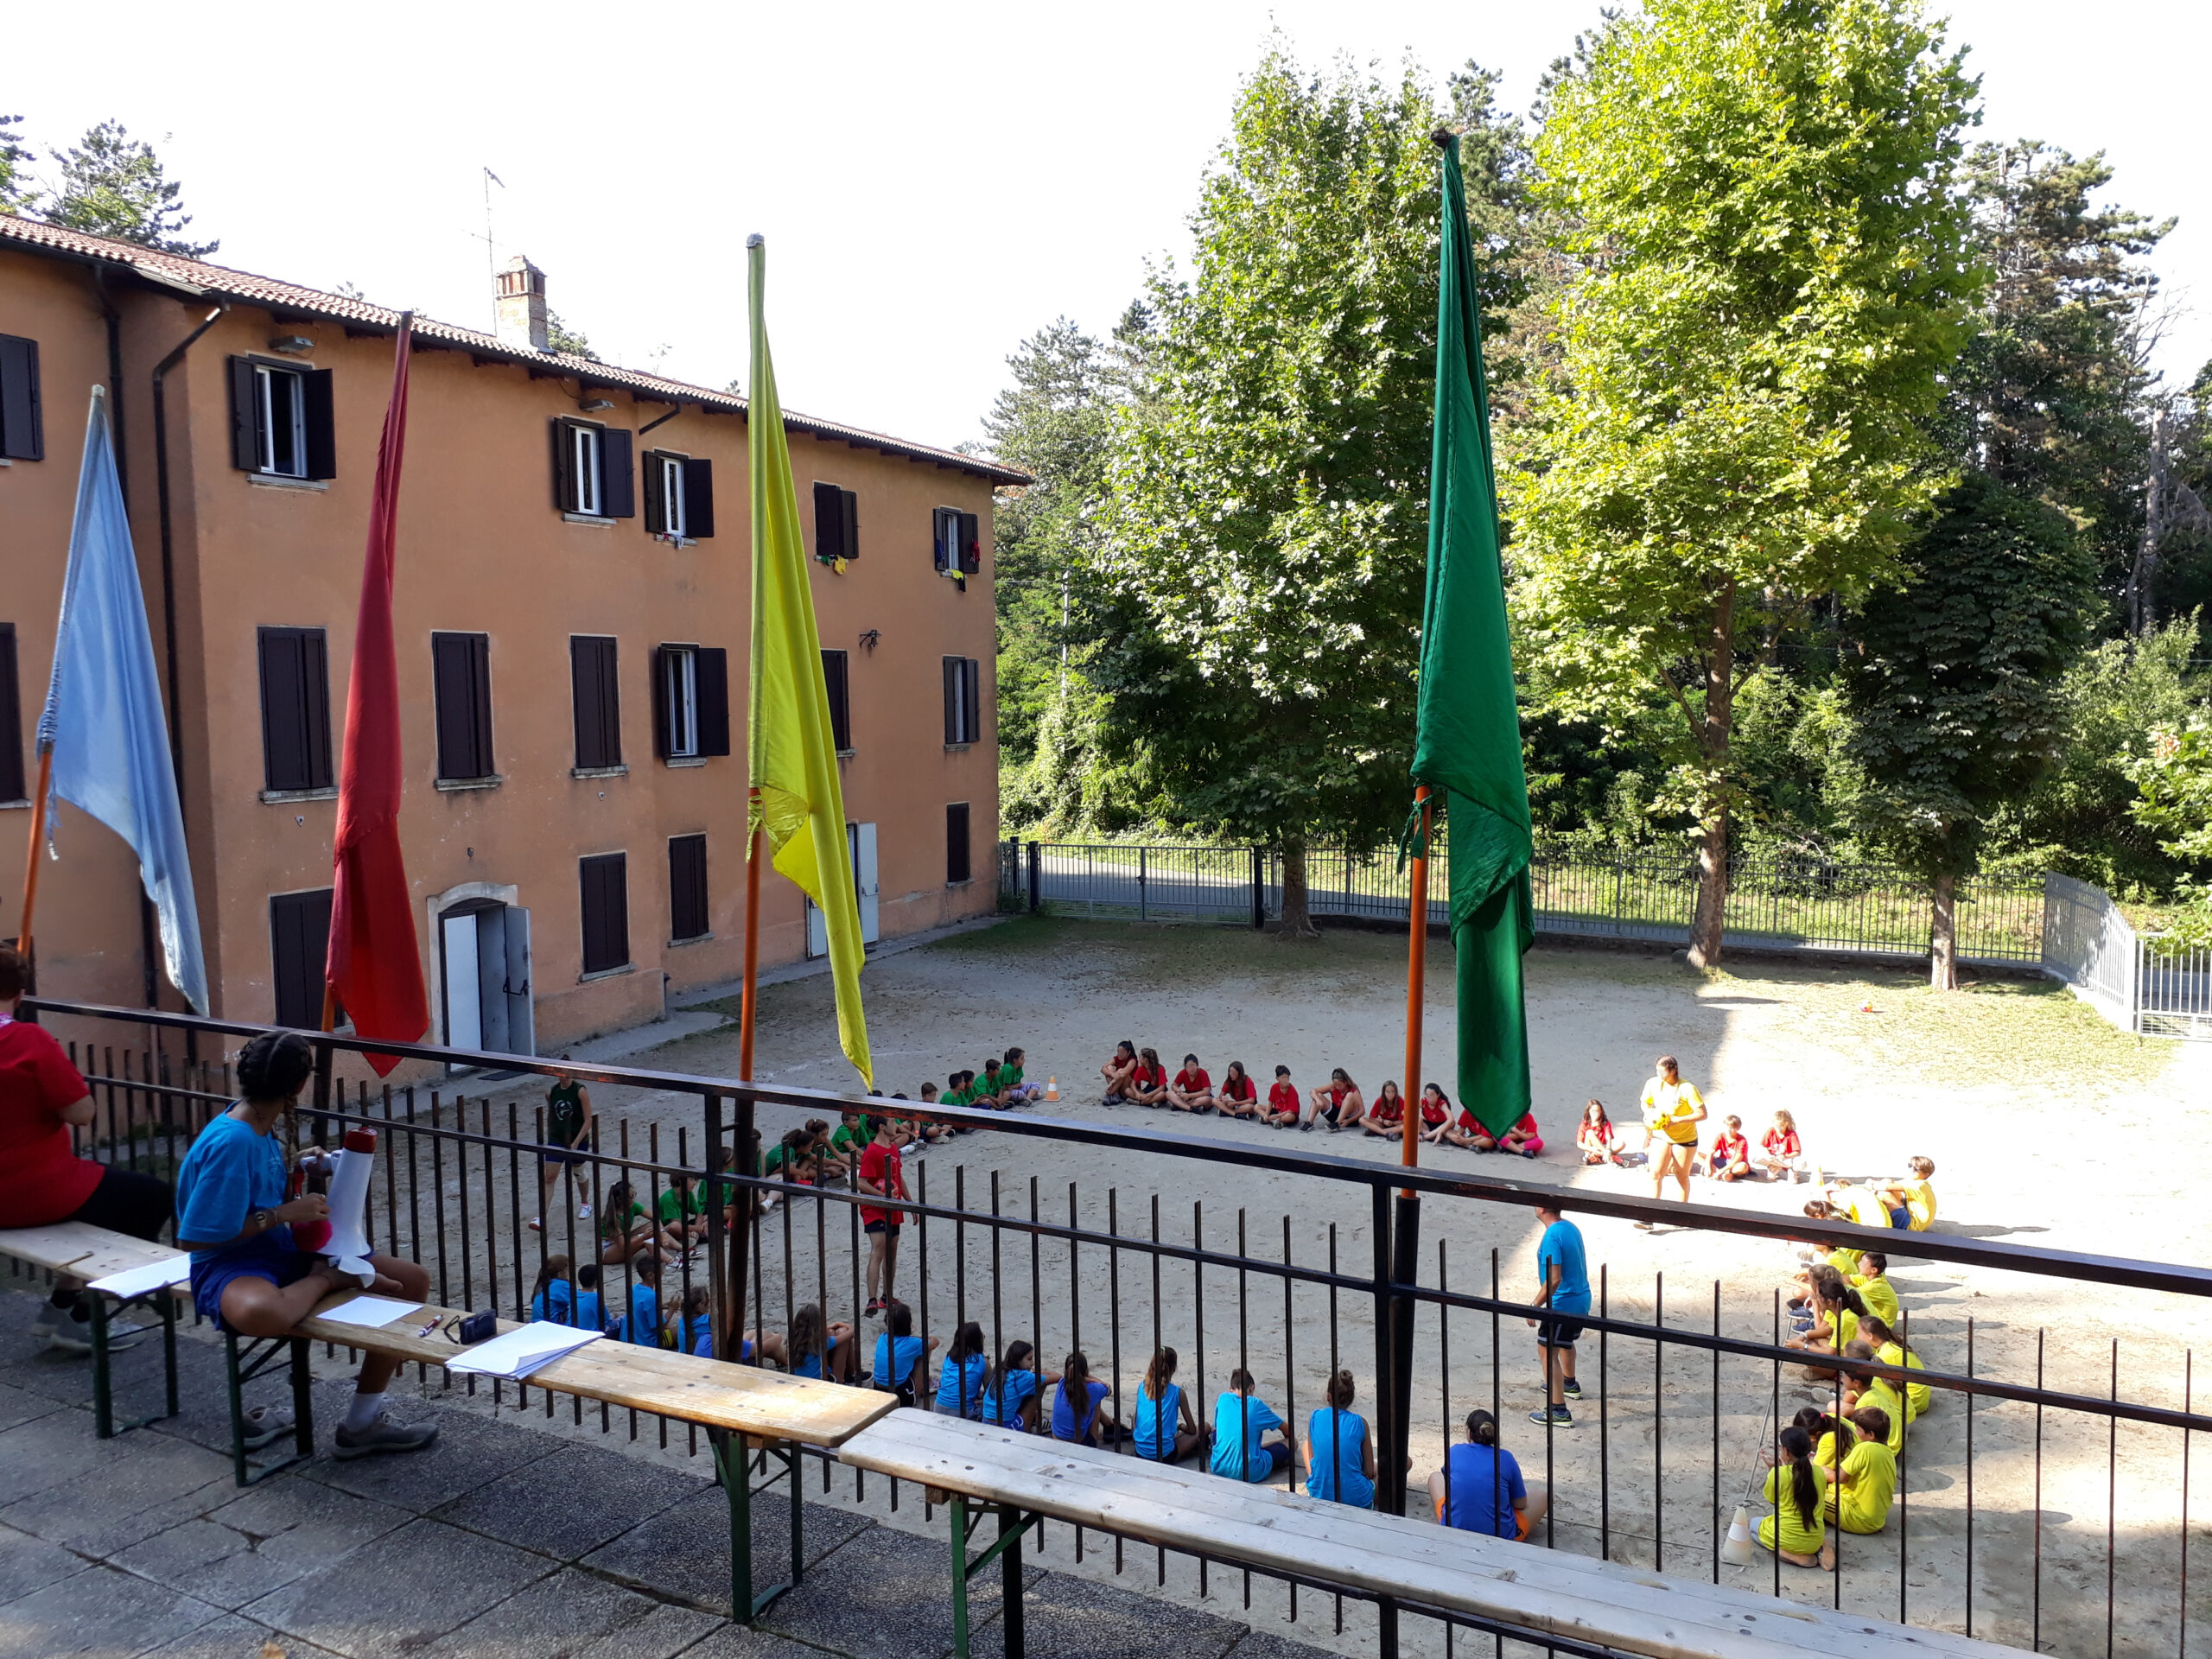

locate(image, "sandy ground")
(405, 917), (2212, 1659)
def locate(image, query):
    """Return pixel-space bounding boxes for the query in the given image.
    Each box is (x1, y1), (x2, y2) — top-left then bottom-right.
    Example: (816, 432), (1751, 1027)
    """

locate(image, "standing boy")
(856, 1116), (909, 1316)
(1527, 1203), (1589, 1427)
(531, 1062), (594, 1233)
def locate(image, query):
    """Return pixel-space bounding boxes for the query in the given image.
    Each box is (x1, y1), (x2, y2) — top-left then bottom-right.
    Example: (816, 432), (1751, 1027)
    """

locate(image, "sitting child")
(1264, 1065), (1302, 1128)
(1576, 1099), (1624, 1166)
(1417, 1084), (1452, 1145)
(1102, 1040), (1141, 1103)
(1430, 1098), (1484, 1150)
(1304, 1069), (1366, 1134)
(998, 1047), (1044, 1106)
(1850, 1251), (1899, 1327)
(1494, 1111), (1543, 1159)
(1217, 1061), (1262, 1121)
(1168, 1054), (1216, 1114)
(972, 1059), (1007, 1109)
(1756, 1110), (1807, 1182)
(1361, 1081), (1408, 1137)
(1873, 1157), (1936, 1231)
(1128, 1048), (1170, 1108)
(1703, 1116), (1752, 1181)
(1840, 1338), (1911, 1452)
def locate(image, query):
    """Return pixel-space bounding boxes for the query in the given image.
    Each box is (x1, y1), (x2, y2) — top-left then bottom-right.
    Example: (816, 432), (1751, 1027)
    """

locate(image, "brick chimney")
(494, 254), (549, 352)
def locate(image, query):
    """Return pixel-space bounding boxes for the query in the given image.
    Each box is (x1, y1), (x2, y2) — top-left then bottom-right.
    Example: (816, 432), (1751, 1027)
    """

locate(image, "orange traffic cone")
(1045, 1077), (1059, 1101)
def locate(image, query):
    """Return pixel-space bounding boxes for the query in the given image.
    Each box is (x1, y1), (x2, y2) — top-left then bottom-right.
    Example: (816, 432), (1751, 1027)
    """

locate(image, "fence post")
(1251, 847), (1264, 930)
(1027, 841), (1041, 914)
(1138, 847), (1147, 922)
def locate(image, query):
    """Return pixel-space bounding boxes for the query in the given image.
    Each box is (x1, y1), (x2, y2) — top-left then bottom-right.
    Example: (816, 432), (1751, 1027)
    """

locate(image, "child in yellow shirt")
(1875, 1157), (1937, 1231)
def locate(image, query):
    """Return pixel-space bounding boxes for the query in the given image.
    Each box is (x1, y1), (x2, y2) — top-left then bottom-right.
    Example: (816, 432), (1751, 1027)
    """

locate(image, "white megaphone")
(320, 1128), (379, 1286)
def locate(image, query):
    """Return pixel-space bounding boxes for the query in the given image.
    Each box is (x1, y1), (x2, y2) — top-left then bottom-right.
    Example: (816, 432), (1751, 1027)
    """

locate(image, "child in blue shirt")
(1210, 1370), (1290, 1483)
(571, 1263), (609, 1333)
(935, 1321), (988, 1417)
(173, 1031), (436, 1461)
(620, 1252), (663, 1347)
(1304, 1369), (1376, 1508)
(530, 1255), (576, 1325)
(979, 1340), (1052, 1430)
(1049, 1350), (1117, 1445)
(1431, 1408), (1545, 1540)
(872, 1301), (938, 1405)
(1133, 1347), (1204, 1463)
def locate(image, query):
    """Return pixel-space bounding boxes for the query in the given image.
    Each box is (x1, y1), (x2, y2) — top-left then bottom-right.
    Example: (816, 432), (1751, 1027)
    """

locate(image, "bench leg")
(225, 1331), (315, 1487)
(785, 1444), (804, 1592)
(997, 1502), (1024, 1659)
(91, 1293), (182, 1440)
(950, 1493), (972, 1659)
(91, 1294), (114, 1440)
(714, 1430), (799, 1624)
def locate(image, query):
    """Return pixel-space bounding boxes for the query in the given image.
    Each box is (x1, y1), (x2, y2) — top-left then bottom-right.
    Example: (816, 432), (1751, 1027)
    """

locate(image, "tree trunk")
(1685, 582), (1737, 970)
(1278, 839), (1319, 939)
(2129, 408), (2170, 639)
(1929, 868), (1960, 992)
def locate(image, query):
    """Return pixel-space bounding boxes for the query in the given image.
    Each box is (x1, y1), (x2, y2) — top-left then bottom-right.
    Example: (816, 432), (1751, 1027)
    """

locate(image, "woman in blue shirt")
(935, 1321), (988, 1418)
(1049, 1350), (1118, 1445)
(1304, 1369), (1376, 1508)
(1210, 1369), (1291, 1483)
(174, 1031), (437, 1461)
(1133, 1347), (1205, 1463)
(979, 1340), (1052, 1431)
(872, 1301), (938, 1405)
(1429, 1408), (1548, 1540)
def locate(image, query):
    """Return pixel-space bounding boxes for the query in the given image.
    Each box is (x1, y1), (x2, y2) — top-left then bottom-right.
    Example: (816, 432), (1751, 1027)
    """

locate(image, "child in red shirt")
(1168, 1054), (1215, 1114)
(1129, 1048), (1170, 1108)
(1416, 1084), (1452, 1144)
(1704, 1115), (1752, 1181)
(1102, 1041), (1140, 1104)
(1576, 1099), (1624, 1166)
(1496, 1112), (1543, 1158)
(1361, 1081), (1408, 1137)
(856, 1118), (908, 1314)
(1217, 1061), (1261, 1121)
(1756, 1109), (1806, 1181)
(1264, 1066), (1301, 1128)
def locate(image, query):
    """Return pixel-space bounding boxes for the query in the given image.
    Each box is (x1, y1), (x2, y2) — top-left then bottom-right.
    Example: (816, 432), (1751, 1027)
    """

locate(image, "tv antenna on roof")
(474, 167), (506, 327)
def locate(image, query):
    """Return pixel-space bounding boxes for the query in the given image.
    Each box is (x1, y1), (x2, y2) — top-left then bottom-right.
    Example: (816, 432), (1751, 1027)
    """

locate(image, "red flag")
(326, 315), (428, 1073)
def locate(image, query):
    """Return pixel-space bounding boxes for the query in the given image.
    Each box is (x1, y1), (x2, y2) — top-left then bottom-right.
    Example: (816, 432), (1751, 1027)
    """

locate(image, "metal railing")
(2044, 874), (2212, 1039)
(1002, 840), (2047, 966)
(21, 997), (2212, 1658)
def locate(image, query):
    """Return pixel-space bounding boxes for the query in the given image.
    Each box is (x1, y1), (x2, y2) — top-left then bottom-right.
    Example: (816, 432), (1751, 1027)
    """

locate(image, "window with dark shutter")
(959, 510), (982, 575)
(682, 457), (715, 539)
(694, 647), (730, 757)
(601, 429), (635, 518)
(431, 632), (495, 781)
(302, 369), (336, 480)
(946, 803), (972, 885)
(941, 656), (982, 745)
(0, 335), (43, 462)
(643, 450), (668, 534)
(821, 650), (851, 753)
(668, 834), (709, 942)
(569, 636), (622, 770)
(257, 626), (334, 792)
(551, 418), (580, 512)
(963, 657), (982, 742)
(814, 482), (844, 560)
(0, 624), (23, 803)
(580, 852), (630, 974)
(269, 887), (334, 1029)
(231, 358), (262, 472)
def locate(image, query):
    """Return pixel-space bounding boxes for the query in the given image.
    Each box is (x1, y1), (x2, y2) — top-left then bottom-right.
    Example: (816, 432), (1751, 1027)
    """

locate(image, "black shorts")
(1536, 1312), (1586, 1348)
(68, 1166), (174, 1243)
(864, 1219), (901, 1236)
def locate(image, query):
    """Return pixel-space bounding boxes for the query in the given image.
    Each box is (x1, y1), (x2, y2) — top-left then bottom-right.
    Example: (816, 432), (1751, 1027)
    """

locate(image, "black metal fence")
(21, 998), (2212, 1659)
(1001, 841), (2049, 968)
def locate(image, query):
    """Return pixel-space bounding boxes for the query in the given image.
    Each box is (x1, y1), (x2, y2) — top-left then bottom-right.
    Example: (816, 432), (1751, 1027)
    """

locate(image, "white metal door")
(503, 907), (535, 1056)
(805, 897), (827, 958)
(442, 912), (482, 1050)
(856, 823), (879, 944)
(475, 909), (510, 1052)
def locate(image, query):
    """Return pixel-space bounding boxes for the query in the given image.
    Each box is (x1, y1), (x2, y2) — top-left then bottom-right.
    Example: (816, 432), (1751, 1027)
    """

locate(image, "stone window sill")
(665, 755), (706, 769)
(435, 774), (504, 792)
(563, 512), (616, 527)
(249, 474), (329, 492)
(259, 786), (339, 804)
(667, 933), (715, 948)
(0, 797), (28, 810)
(571, 765), (629, 779)
(579, 963), (635, 982)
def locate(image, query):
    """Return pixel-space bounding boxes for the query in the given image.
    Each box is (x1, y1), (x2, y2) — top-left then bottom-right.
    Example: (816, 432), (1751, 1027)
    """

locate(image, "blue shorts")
(190, 1229), (315, 1328)
(1888, 1206), (1910, 1230)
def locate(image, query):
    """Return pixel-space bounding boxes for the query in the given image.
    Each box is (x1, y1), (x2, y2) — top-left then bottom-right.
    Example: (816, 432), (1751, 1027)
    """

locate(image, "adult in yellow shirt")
(1824, 1406), (1898, 1534)
(1637, 1055), (1707, 1223)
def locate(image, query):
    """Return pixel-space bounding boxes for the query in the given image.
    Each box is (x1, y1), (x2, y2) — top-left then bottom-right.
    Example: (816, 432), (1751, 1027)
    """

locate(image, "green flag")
(1410, 132), (1534, 1140)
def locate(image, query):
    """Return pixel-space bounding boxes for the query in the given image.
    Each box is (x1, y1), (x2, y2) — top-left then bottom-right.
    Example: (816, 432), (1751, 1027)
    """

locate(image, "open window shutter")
(651, 645), (673, 759)
(642, 450), (667, 534)
(963, 658), (982, 743)
(669, 835), (709, 941)
(594, 639), (621, 766)
(932, 507), (951, 572)
(551, 419), (578, 512)
(601, 429), (635, 518)
(821, 650), (850, 751)
(270, 888), (336, 1030)
(681, 457), (714, 538)
(695, 647), (730, 757)
(946, 804), (971, 884)
(232, 358), (262, 472)
(467, 634), (494, 776)
(0, 625), (24, 802)
(814, 481), (842, 559)
(302, 369), (337, 480)
(257, 628), (308, 791)
(960, 511), (982, 575)
(841, 488), (859, 562)
(302, 628), (334, 789)
(942, 657), (958, 744)
(0, 336), (42, 461)
(432, 634), (470, 779)
(570, 639), (601, 767)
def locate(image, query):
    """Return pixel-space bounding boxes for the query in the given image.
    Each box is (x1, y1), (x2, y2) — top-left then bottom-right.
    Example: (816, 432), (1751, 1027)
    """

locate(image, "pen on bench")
(413, 1315), (441, 1338)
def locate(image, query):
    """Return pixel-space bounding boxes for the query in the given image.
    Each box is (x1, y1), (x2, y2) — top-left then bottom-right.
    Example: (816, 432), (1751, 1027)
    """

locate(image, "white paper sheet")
(443, 1322), (604, 1380)
(86, 1256), (190, 1299)
(314, 1295), (426, 1330)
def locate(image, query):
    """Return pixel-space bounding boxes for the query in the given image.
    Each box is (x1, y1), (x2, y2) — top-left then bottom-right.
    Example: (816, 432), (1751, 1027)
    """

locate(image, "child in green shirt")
(999, 1047), (1042, 1106)
(656, 1174), (709, 1244)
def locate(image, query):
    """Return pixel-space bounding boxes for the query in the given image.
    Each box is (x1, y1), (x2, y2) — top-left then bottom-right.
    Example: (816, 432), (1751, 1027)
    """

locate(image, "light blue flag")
(36, 388), (208, 1012)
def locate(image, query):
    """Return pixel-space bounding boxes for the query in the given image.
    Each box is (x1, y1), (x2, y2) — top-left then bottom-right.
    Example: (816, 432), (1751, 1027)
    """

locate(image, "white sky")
(8, 1), (2208, 453)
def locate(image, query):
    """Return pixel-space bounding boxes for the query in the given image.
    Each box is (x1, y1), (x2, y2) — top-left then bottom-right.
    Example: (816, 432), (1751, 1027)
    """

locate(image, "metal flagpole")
(15, 747), (52, 973)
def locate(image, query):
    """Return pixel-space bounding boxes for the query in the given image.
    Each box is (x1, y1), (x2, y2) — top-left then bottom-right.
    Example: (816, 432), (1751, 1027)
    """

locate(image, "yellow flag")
(745, 235), (872, 1088)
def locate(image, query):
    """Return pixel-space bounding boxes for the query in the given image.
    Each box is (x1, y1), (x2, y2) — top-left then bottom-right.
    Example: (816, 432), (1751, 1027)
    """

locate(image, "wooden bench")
(241, 1290), (897, 1620)
(0, 1221), (185, 1439)
(841, 1409), (2019, 1659)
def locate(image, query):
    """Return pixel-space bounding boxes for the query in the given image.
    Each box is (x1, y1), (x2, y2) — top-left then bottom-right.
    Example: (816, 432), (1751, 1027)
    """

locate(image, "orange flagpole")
(740, 799), (763, 1084)
(15, 747), (53, 967)
(1401, 785), (1432, 1185)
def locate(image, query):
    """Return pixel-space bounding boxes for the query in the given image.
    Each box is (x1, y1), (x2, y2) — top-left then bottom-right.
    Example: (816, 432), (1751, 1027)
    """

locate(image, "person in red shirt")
(1702, 1115), (1753, 1182)
(0, 948), (175, 1351)
(1756, 1109), (1807, 1181)
(1496, 1112), (1545, 1159)
(1167, 1054), (1215, 1114)
(1303, 1069), (1366, 1134)
(1101, 1041), (1140, 1104)
(1216, 1061), (1261, 1121)
(1361, 1080), (1408, 1138)
(1418, 1085), (1459, 1147)
(1128, 1048), (1170, 1108)
(856, 1116), (909, 1315)
(1264, 1065), (1301, 1128)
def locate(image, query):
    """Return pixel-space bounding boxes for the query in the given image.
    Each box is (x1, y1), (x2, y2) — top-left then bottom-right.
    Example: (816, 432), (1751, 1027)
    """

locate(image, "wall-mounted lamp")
(268, 336), (315, 354)
(578, 397), (615, 413)
(859, 629), (881, 653)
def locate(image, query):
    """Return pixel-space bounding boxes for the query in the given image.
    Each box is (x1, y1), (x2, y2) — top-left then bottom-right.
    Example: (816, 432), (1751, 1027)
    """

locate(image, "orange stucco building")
(0, 216), (1019, 1062)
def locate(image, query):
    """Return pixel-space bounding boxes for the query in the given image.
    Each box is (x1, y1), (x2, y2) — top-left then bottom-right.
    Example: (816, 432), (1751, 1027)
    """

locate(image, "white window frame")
(658, 453), (687, 538)
(936, 511), (960, 570)
(573, 423), (603, 517)
(255, 363), (308, 478)
(665, 645), (698, 759)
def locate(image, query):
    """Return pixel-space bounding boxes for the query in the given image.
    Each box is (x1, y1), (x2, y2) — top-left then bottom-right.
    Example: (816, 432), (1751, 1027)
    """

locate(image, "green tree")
(1841, 474), (2095, 987)
(43, 119), (214, 256)
(0, 113), (33, 213)
(546, 311), (600, 360)
(1094, 52), (1530, 933)
(1510, 0), (1980, 967)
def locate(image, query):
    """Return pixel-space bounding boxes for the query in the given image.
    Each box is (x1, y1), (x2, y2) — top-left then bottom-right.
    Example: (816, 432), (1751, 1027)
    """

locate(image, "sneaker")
(240, 1403), (296, 1451)
(333, 1412), (440, 1460)
(527, 1217), (543, 1232)
(1561, 1378), (1583, 1399)
(32, 1304), (90, 1356)
(576, 1203), (594, 1221)
(1529, 1404), (1573, 1427)
(864, 1298), (884, 1317)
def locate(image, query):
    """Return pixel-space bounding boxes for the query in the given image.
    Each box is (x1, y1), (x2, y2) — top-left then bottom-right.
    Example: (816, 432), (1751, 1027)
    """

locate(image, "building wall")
(0, 244), (998, 1066)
